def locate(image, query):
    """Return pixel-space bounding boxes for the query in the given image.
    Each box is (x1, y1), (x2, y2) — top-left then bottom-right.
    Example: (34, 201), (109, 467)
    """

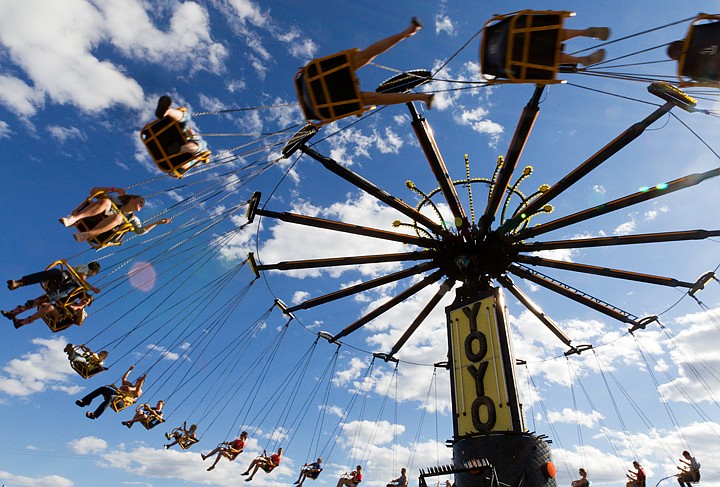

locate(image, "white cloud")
(0, 471), (73, 487)
(0, 337), (83, 397)
(0, 0), (144, 114)
(99, 1), (227, 74)
(47, 125), (86, 143)
(0, 1), (230, 116)
(0, 120), (11, 138)
(68, 435), (108, 454)
(292, 290), (311, 305)
(435, 15), (456, 36)
(250, 192), (410, 279)
(614, 215), (637, 235)
(546, 407), (604, 428)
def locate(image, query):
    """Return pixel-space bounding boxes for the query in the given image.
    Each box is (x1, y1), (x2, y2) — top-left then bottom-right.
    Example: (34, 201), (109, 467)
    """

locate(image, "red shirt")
(271, 453), (281, 465)
(637, 468), (646, 481)
(353, 472), (363, 483)
(231, 439), (245, 450)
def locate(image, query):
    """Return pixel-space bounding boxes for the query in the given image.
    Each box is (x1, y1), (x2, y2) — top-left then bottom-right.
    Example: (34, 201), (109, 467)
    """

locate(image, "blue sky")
(1, 1), (720, 486)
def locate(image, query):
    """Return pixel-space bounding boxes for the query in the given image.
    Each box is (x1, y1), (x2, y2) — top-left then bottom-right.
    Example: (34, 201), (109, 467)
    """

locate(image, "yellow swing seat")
(71, 191), (135, 250)
(304, 467), (323, 480)
(677, 14), (720, 87)
(109, 385), (137, 413)
(174, 431), (199, 450)
(140, 110), (212, 178)
(41, 260), (92, 296)
(136, 404), (165, 430)
(69, 345), (106, 379)
(480, 10), (575, 84)
(295, 49), (368, 126)
(40, 260), (94, 332)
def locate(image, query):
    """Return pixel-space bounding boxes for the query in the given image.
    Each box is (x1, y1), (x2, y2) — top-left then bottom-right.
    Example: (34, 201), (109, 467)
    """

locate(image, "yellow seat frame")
(172, 429), (199, 450)
(136, 404), (165, 430)
(677, 14), (720, 87)
(71, 191), (135, 250)
(140, 108), (211, 178)
(480, 10), (574, 84)
(40, 260), (93, 332)
(69, 345), (105, 378)
(109, 385), (137, 413)
(295, 49), (368, 126)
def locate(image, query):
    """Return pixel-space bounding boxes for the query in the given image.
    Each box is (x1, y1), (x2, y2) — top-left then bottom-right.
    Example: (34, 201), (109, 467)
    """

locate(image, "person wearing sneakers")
(59, 187), (171, 243)
(75, 365), (145, 419)
(7, 261), (101, 294)
(201, 431), (248, 471)
(241, 446), (283, 480)
(294, 457), (323, 486)
(164, 422), (198, 449)
(121, 400), (164, 429)
(154, 95), (210, 159)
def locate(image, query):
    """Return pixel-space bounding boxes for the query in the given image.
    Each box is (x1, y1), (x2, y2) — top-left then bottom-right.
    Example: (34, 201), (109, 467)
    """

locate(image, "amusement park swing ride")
(7, 8), (720, 487)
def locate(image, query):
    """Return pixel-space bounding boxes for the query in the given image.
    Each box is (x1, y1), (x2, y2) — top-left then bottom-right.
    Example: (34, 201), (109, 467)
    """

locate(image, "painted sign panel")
(449, 291), (517, 434)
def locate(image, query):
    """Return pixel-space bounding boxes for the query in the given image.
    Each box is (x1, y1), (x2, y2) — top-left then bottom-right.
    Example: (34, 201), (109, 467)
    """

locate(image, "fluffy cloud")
(68, 436), (108, 454)
(0, 0), (227, 116)
(0, 337), (83, 397)
(0, 471), (73, 487)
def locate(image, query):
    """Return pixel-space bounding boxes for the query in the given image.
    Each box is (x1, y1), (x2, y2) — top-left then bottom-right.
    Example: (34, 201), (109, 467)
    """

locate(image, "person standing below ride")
(3, 294), (92, 329)
(571, 468), (590, 486)
(154, 95), (209, 157)
(242, 447), (283, 481)
(337, 465), (363, 487)
(386, 467), (408, 487)
(294, 457), (323, 486)
(677, 450), (701, 486)
(59, 187), (171, 243)
(121, 400), (164, 428)
(76, 365), (146, 419)
(202, 431), (248, 471)
(626, 461), (646, 487)
(7, 261), (101, 294)
(165, 422), (198, 449)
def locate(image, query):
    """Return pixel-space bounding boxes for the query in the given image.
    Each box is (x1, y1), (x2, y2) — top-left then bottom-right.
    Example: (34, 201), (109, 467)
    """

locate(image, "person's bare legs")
(61, 198), (113, 227)
(352, 18), (422, 69)
(207, 451), (224, 471)
(558, 50), (606, 66)
(16, 303), (56, 326)
(74, 214), (124, 242)
(362, 91), (434, 109)
(560, 27), (610, 42)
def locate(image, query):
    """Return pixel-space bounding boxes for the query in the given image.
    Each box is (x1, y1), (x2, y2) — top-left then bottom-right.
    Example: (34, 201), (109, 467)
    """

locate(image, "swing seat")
(295, 49), (368, 126)
(41, 260), (92, 297)
(177, 435), (199, 450)
(677, 14), (720, 87)
(139, 415), (165, 430)
(480, 10), (575, 84)
(109, 386), (137, 412)
(69, 350), (106, 379)
(259, 464), (276, 473)
(140, 114), (211, 178)
(42, 306), (87, 333)
(42, 290), (90, 333)
(71, 191), (135, 250)
(304, 468), (323, 480)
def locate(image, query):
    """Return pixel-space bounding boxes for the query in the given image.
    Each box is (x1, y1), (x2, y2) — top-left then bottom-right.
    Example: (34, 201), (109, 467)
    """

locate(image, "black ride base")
(421, 433), (556, 487)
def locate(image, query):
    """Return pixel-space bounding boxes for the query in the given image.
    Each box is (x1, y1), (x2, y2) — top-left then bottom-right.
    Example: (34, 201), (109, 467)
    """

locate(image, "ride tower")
(252, 59), (712, 486)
